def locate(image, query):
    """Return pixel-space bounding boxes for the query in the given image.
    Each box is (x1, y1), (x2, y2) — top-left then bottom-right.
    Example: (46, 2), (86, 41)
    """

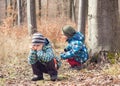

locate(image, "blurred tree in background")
(0, 0), (120, 56)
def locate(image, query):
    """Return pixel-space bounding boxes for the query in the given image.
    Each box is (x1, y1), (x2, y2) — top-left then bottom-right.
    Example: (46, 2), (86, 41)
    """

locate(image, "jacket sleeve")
(64, 44), (71, 52)
(37, 47), (54, 62)
(79, 32), (85, 42)
(60, 41), (83, 59)
(28, 50), (38, 64)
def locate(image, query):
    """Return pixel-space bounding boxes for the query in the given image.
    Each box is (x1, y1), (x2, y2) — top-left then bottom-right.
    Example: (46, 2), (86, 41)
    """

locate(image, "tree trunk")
(77, 0), (87, 35)
(27, 0), (37, 35)
(5, 0), (8, 16)
(87, 0), (98, 56)
(118, 0), (120, 29)
(56, 0), (62, 18)
(38, 0), (41, 23)
(17, 0), (22, 26)
(12, 0), (17, 26)
(110, 0), (120, 51)
(62, 0), (64, 17)
(62, 0), (66, 18)
(69, 0), (73, 19)
(69, 0), (76, 22)
(87, 0), (119, 56)
(10, 0), (12, 5)
(72, 0), (77, 23)
(8, 0), (12, 16)
(21, 0), (26, 23)
(46, 0), (49, 20)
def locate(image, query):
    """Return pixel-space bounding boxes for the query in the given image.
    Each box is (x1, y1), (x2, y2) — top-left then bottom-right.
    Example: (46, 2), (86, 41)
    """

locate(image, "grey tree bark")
(87, 0), (120, 56)
(56, 0), (62, 18)
(77, 0), (87, 35)
(46, 0), (49, 20)
(21, 0), (26, 23)
(27, 0), (37, 35)
(9, 0), (13, 16)
(38, 0), (41, 23)
(69, 0), (72, 19)
(9, 0), (12, 5)
(12, 0), (17, 26)
(5, 0), (8, 16)
(17, 0), (22, 26)
(70, 0), (76, 22)
(118, 0), (120, 24)
(87, 0), (98, 56)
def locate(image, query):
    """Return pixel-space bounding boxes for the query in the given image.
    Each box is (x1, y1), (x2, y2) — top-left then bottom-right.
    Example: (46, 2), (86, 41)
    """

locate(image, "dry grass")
(1, 18), (120, 85)
(0, 26), (29, 64)
(102, 64), (120, 76)
(0, 18), (76, 64)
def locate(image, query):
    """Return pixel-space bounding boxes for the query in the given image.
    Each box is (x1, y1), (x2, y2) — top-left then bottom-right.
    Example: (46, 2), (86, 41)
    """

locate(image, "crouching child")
(60, 25), (88, 69)
(28, 33), (61, 81)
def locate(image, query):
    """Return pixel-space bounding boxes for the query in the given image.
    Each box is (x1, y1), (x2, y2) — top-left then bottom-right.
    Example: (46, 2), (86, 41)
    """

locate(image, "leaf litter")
(0, 54), (120, 86)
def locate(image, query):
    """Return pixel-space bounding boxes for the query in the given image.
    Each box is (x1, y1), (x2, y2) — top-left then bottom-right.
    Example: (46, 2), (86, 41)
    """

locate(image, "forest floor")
(1, 53), (120, 86)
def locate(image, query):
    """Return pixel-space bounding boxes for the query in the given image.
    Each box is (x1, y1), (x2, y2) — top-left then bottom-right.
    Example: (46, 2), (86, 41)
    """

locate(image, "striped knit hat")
(32, 33), (45, 45)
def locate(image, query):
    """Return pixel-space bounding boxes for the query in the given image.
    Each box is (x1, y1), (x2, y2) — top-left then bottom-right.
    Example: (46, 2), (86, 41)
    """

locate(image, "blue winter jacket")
(60, 32), (88, 63)
(28, 39), (55, 64)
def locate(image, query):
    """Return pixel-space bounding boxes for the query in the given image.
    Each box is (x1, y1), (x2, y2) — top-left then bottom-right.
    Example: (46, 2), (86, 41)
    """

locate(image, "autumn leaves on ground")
(0, 19), (120, 86)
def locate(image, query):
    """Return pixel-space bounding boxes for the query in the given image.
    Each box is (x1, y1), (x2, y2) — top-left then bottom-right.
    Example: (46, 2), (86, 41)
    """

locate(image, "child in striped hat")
(28, 32), (61, 81)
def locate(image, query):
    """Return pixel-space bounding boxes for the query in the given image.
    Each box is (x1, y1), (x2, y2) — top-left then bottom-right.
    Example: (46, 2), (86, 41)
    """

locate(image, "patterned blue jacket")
(60, 32), (88, 63)
(28, 39), (55, 64)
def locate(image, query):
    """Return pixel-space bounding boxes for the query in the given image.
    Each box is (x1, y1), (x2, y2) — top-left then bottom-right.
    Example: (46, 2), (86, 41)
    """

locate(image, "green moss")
(110, 59), (116, 64)
(107, 52), (118, 64)
(90, 51), (120, 64)
(0, 78), (6, 86)
(107, 52), (115, 59)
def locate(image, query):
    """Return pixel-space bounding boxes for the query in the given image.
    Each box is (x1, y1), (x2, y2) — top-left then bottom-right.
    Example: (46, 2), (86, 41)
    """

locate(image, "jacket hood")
(67, 32), (85, 43)
(44, 38), (50, 45)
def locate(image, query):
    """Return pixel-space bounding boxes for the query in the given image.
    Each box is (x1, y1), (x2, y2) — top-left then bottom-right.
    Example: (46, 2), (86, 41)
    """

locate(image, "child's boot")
(31, 75), (44, 81)
(50, 75), (57, 81)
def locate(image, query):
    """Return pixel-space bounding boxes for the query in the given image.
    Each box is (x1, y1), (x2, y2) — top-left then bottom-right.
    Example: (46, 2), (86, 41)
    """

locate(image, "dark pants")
(31, 59), (58, 78)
